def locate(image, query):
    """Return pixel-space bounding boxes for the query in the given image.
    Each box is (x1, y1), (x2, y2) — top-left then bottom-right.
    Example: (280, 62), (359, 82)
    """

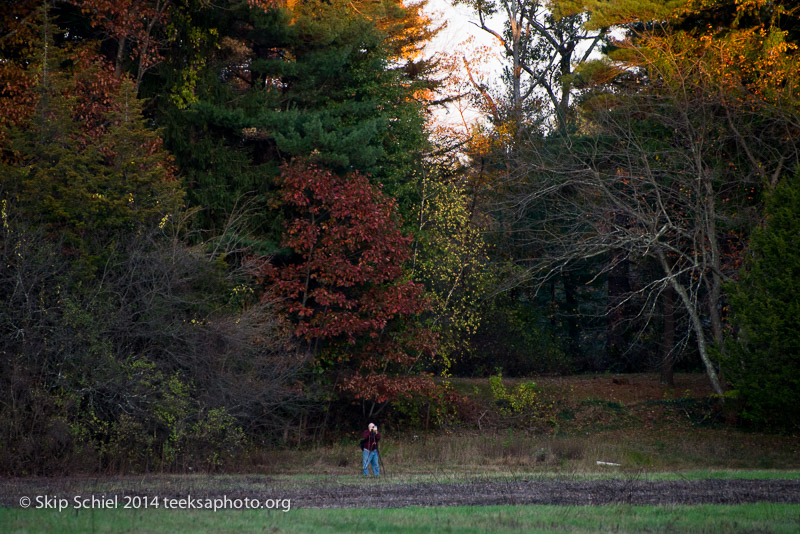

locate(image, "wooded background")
(1, 0), (798, 474)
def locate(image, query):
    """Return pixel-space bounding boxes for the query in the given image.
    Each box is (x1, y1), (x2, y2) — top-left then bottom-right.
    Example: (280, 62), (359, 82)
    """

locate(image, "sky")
(421, 0), (503, 127)
(424, 0), (490, 51)
(419, 1), (616, 129)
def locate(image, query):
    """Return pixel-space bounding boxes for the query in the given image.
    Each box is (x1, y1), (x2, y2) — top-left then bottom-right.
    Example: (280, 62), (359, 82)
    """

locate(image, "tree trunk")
(115, 36), (127, 79)
(563, 273), (581, 361)
(508, 0), (523, 125)
(607, 254), (631, 363)
(660, 284), (675, 386)
(704, 172), (725, 350)
(658, 251), (723, 395)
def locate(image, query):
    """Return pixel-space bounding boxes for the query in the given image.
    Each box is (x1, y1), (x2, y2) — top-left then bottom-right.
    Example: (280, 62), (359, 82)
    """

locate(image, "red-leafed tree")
(0, 1), (128, 155)
(68, 0), (171, 92)
(255, 162), (437, 412)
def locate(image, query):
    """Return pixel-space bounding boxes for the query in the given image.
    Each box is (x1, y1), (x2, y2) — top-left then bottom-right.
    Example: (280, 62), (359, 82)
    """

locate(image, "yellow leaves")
(583, 0), (799, 111)
(574, 0), (685, 30)
(413, 88), (434, 103)
(231, 284), (253, 297)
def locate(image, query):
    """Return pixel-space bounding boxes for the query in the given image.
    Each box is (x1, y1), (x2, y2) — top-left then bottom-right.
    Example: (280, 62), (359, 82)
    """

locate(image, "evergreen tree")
(3, 75), (182, 273)
(155, 0), (431, 241)
(724, 170), (800, 430)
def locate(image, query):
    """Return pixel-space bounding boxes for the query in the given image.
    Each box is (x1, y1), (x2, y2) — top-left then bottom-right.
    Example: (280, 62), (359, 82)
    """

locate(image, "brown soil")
(3, 476), (800, 509)
(284, 479), (800, 508)
(451, 373), (722, 433)
(480, 373), (715, 405)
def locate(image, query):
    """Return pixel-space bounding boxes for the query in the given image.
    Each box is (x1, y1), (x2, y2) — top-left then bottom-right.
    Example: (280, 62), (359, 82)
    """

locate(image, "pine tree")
(155, 0), (431, 239)
(2, 23), (182, 273)
(724, 171), (800, 430)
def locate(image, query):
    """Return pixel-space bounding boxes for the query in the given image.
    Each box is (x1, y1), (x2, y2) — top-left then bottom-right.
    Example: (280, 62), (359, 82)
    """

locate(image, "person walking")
(361, 423), (380, 476)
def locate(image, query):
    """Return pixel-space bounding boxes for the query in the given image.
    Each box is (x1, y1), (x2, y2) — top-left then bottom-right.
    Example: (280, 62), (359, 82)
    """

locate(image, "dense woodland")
(1, 0), (798, 474)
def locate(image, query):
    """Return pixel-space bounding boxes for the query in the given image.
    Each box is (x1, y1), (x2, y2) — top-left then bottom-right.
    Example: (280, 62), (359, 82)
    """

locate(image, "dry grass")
(241, 373), (798, 477)
(241, 427), (799, 477)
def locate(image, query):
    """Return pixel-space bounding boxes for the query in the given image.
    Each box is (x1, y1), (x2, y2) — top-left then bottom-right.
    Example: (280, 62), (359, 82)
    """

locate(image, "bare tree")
(0, 201), (307, 472)
(456, 0), (606, 131)
(498, 57), (800, 392)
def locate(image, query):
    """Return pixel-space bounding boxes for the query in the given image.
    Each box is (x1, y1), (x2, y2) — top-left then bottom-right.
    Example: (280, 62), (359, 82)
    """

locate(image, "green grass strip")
(2, 503), (799, 533)
(260, 469), (800, 487)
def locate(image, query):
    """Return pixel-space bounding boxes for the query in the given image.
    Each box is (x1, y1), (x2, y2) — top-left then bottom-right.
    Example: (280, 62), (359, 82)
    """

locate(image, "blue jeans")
(362, 449), (379, 476)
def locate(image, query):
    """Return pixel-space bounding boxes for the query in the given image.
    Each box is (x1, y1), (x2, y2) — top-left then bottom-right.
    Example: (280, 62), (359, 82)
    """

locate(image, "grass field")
(252, 427), (800, 476)
(3, 503), (800, 533)
(3, 374), (798, 533)
(242, 374), (798, 476)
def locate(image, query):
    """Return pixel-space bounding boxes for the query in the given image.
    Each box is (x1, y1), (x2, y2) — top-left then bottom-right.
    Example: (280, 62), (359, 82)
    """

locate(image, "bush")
(183, 408), (246, 471)
(722, 171), (800, 431)
(0, 210), (302, 474)
(489, 371), (545, 417)
(389, 384), (479, 430)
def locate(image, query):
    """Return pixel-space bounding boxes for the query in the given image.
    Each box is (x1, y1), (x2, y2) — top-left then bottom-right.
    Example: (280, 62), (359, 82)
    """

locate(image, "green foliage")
(459, 296), (570, 376)
(558, 0), (685, 30)
(104, 414), (154, 472)
(412, 173), (493, 372)
(155, 0), (429, 238)
(1, 0), (440, 473)
(723, 170), (800, 430)
(184, 408), (246, 471)
(97, 375), (246, 472)
(55, 351), (195, 472)
(0, 197), (299, 474)
(388, 383), (467, 429)
(489, 371), (543, 416)
(2, 74), (182, 275)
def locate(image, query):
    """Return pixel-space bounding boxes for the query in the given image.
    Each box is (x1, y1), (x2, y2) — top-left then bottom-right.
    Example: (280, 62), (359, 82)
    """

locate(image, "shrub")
(489, 372), (542, 416)
(722, 171), (800, 431)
